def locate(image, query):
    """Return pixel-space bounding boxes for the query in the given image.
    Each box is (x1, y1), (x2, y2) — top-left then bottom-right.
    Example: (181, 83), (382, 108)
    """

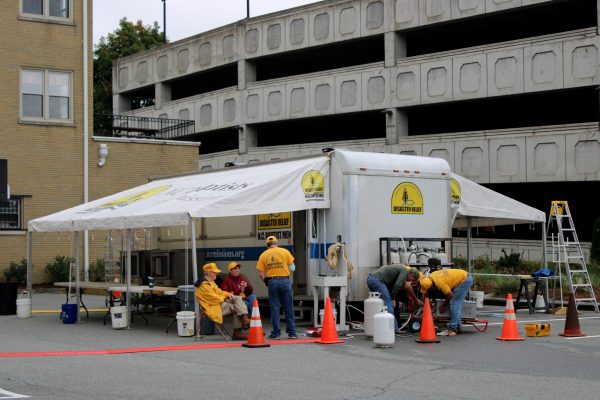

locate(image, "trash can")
(0, 282), (18, 315)
(61, 303), (78, 324)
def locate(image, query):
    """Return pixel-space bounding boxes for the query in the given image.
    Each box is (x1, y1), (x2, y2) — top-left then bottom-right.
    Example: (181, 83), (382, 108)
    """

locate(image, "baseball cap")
(203, 263), (221, 273)
(227, 261), (241, 271)
(265, 236), (278, 246)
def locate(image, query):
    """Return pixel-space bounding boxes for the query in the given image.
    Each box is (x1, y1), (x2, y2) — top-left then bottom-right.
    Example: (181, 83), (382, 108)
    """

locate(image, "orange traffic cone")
(112, 274), (121, 300)
(242, 299), (270, 348)
(559, 293), (585, 337)
(415, 298), (440, 343)
(316, 297), (343, 344)
(496, 293), (524, 341)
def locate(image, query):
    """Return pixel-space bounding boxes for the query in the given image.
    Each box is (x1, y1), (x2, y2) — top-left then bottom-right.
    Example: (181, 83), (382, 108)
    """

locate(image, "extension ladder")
(547, 201), (599, 312)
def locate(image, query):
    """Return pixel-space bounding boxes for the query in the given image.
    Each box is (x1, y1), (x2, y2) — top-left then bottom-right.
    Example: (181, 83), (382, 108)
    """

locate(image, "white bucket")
(319, 309), (337, 326)
(110, 306), (128, 329)
(535, 294), (547, 312)
(16, 291), (32, 319)
(176, 311), (195, 337)
(469, 291), (484, 308)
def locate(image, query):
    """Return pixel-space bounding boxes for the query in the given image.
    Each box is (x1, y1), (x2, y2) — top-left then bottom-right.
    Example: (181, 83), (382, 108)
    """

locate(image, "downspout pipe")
(83, 0), (90, 281)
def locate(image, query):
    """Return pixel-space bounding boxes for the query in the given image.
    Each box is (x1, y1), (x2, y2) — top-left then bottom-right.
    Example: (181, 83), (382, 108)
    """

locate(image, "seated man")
(195, 263), (250, 340)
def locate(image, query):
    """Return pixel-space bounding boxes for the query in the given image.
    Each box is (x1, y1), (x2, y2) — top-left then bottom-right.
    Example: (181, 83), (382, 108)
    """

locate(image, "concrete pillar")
(238, 60), (256, 90)
(384, 108), (408, 145)
(238, 124), (257, 154)
(112, 93), (130, 114)
(384, 31), (406, 68)
(154, 82), (171, 109)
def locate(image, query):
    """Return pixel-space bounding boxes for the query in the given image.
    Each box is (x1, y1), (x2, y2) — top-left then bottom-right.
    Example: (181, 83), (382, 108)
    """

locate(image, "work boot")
(232, 328), (248, 340)
(241, 314), (251, 330)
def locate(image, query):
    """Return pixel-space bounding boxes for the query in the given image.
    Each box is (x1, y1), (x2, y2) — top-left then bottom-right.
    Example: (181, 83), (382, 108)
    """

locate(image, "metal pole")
(247, 0), (250, 18)
(467, 218), (472, 274)
(162, 0), (167, 43)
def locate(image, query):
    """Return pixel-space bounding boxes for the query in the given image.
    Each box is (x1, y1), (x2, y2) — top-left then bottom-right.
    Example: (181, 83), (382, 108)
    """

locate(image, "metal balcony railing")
(94, 114), (196, 141)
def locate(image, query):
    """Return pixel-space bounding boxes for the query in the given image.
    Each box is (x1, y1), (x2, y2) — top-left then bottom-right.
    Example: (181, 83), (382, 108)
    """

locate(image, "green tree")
(93, 18), (164, 116)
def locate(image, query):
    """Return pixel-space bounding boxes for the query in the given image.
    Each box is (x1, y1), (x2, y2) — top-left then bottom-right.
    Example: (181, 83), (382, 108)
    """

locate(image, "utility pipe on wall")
(83, 0), (90, 281)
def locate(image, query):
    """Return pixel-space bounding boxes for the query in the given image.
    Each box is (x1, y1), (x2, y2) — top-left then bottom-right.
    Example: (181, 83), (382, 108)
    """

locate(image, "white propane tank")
(373, 306), (395, 347)
(364, 292), (384, 337)
(389, 249), (400, 264)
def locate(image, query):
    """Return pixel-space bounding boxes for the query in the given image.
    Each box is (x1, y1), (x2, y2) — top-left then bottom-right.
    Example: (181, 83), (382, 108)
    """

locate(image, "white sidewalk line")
(565, 335), (600, 340)
(486, 316), (600, 327)
(0, 388), (30, 399)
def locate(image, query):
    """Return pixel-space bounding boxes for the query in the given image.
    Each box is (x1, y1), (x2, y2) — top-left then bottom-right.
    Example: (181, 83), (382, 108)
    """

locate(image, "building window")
(21, 69), (72, 122)
(0, 198), (23, 231)
(22, 0), (70, 19)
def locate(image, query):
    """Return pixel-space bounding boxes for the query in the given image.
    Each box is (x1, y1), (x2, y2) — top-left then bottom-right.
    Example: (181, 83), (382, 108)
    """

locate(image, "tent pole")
(75, 231), (81, 323)
(190, 218), (200, 332)
(126, 229), (132, 329)
(467, 218), (472, 274)
(27, 231), (33, 299)
(542, 221), (547, 268)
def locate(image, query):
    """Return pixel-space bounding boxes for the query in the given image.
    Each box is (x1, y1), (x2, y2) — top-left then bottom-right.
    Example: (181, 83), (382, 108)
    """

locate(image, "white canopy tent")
(27, 154), (331, 326)
(450, 173), (547, 272)
(26, 149), (547, 325)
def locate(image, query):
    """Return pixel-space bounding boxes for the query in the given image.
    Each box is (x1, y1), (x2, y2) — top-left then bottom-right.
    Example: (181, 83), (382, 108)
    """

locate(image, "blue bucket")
(61, 303), (78, 324)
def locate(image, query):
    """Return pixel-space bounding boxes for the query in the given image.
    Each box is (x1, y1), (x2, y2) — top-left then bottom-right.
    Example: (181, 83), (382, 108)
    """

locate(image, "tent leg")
(467, 218), (472, 274)
(27, 231), (33, 298)
(75, 232), (80, 322)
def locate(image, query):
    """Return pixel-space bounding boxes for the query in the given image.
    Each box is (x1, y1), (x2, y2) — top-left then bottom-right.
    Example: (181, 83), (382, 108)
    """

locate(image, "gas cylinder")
(364, 292), (384, 337)
(373, 306), (395, 347)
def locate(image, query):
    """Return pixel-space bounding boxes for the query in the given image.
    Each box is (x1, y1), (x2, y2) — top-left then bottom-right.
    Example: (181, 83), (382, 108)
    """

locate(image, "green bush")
(497, 249), (523, 274)
(452, 256), (467, 269)
(45, 255), (73, 283)
(472, 254), (493, 272)
(89, 259), (106, 282)
(4, 258), (28, 285)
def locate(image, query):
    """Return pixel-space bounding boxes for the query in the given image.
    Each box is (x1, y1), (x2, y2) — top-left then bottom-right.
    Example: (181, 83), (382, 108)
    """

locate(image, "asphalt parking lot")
(1, 292), (600, 400)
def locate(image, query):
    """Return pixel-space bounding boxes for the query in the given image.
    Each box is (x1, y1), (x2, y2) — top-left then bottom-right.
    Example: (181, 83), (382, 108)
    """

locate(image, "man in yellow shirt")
(419, 269), (473, 336)
(195, 263), (250, 340)
(256, 236), (297, 340)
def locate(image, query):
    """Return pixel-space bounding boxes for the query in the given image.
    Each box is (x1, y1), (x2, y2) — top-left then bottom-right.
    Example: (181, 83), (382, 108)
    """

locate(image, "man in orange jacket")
(195, 263), (250, 340)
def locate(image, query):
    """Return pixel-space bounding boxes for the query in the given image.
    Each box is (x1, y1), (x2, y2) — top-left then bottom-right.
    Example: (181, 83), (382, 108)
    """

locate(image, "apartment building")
(0, 1), (199, 284)
(110, 0), (600, 260)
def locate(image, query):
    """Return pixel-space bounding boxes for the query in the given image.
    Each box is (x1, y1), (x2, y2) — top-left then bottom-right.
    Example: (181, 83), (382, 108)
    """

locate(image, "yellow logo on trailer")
(391, 182), (423, 214)
(450, 178), (461, 205)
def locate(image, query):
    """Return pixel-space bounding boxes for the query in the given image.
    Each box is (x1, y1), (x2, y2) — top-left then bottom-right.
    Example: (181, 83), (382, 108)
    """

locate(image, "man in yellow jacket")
(195, 263), (250, 340)
(419, 268), (473, 336)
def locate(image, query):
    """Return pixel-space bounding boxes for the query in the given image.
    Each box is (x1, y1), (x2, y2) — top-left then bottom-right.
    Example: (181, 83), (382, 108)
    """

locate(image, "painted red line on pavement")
(0, 338), (318, 358)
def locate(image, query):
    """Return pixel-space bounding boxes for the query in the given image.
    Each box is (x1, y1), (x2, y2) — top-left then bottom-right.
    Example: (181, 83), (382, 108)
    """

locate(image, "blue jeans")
(367, 275), (397, 330)
(449, 274), (473, 329)
(267, 278), (296, 337)
(243, 294), (257, 317)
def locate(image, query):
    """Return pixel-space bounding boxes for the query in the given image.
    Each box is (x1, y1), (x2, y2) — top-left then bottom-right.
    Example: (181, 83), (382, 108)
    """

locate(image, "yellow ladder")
(547, 201), (598, 312)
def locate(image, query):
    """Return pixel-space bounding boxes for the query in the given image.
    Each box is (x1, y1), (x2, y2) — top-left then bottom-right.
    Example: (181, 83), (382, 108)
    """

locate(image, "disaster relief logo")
(257, 213), (291, 230)
(391, 182), (423, 214)
(450, 178), (461, 206)
(78, 185), (171, 214)
(301, 170), (325, 201)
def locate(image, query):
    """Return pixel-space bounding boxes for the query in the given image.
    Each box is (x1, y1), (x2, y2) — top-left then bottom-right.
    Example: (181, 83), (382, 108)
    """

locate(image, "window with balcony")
(21, 69), (72, 122)
(22, 0), (70, 19)
(0, 197), (23, 231)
